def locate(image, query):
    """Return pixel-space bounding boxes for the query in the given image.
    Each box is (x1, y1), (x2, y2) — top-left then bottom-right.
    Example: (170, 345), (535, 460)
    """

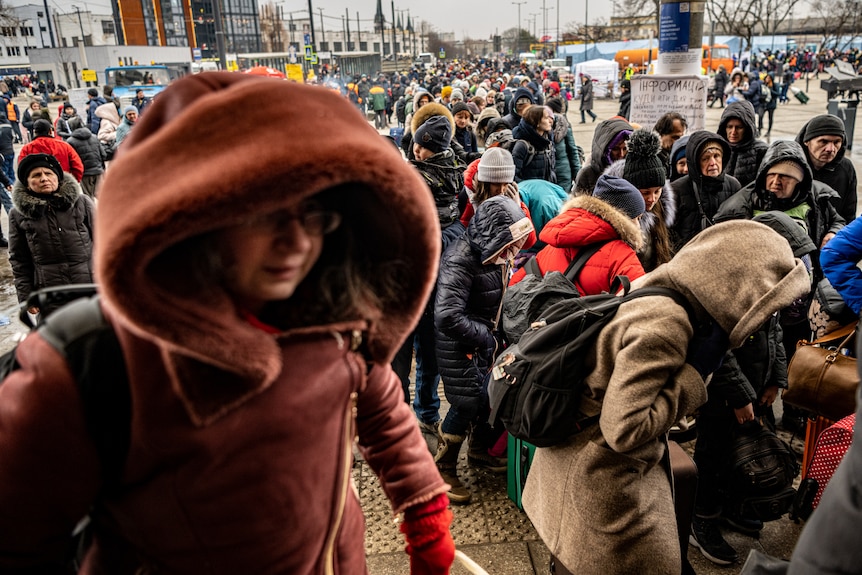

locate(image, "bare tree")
(613, 0), (660, 34)
(707, 0), (805, 54)
(808, 0), (862, 52)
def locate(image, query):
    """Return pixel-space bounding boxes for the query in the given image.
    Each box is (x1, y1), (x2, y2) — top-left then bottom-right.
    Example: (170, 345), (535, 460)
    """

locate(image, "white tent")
(575, 58), (620, 98)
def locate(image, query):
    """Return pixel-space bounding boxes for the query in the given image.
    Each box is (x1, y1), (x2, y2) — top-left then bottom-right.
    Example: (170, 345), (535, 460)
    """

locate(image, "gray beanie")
(123, 105), (138, 117)
(478, 148), (516, 183)
(450, 89), (465, 102)
(413, 115), (452, 154)
(593, 174), (646, 219)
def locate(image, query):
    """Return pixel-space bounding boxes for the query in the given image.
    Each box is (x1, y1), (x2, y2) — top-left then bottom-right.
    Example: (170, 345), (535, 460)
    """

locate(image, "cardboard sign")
(629, 75), (708, 131)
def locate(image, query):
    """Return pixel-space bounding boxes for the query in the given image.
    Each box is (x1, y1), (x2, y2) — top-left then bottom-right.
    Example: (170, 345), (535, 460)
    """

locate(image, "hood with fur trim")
(96, 73), (441, 423)
(540, 195), (644, 252)
(637, 220), (810, 348)
(11, 172), (81, 217)
(411, 101), (455, 136)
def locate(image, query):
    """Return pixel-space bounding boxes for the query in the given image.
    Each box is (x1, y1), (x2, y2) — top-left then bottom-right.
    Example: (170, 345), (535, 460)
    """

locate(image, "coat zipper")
(323, 331), (362, 575)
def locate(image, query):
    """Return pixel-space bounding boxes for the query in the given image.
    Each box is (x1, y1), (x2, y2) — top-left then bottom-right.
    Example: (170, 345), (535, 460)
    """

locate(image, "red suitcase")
(808, 413), (855, 510)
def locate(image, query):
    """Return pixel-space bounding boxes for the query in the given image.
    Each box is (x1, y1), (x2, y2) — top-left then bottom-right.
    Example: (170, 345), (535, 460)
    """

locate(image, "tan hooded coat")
(522, 220), (810, 575)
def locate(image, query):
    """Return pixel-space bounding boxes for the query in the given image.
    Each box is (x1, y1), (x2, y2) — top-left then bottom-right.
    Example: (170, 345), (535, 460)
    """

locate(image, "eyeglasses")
(248, 207), (342, 236)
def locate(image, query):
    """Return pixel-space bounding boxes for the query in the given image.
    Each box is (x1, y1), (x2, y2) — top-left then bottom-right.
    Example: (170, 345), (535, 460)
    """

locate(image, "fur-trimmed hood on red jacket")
(509, 195), (645, 294)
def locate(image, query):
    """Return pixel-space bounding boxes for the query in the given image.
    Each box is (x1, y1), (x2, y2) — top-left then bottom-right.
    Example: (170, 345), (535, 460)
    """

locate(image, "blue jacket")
(821, 216), (862, 315)
(87, 97), (107, 134)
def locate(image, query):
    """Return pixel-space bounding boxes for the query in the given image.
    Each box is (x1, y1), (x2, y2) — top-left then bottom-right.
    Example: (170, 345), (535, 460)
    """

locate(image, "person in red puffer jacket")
(510, 174), (646, 294)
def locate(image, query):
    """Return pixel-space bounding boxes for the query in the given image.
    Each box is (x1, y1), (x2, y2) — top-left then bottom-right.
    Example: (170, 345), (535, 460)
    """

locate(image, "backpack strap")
(525, 256), (542, 277)
(38, 295), (131, 490)
(563, 241), (610, 283)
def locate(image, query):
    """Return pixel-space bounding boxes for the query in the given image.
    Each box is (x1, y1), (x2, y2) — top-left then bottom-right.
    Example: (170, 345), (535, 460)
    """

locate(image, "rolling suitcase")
(791, 86), (810, 104)
(794, 413), (856, 520)
(506, 434), (535, 510)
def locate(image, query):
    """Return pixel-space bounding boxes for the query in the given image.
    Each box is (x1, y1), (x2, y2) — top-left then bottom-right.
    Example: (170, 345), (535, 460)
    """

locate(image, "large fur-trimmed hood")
(96, 72), (441, 426)
(411, 101), (455, 135)
(11, 173), (81, 218)
(544, 194), (644, 251)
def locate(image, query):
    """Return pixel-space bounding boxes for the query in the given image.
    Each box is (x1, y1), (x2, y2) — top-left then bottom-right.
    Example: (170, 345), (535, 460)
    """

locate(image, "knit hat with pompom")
(622, 129), (667, 189)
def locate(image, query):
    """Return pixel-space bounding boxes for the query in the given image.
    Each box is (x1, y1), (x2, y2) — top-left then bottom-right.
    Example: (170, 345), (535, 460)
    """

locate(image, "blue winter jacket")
(821, 216), (862, 315)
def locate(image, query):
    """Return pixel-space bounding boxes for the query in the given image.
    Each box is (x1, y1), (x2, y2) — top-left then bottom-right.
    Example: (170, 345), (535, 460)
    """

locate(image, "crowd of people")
(0, 59), (857, 575)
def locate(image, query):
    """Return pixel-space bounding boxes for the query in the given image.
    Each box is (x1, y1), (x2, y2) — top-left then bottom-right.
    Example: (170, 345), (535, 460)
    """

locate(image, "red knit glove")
(400, 493), (455, 575)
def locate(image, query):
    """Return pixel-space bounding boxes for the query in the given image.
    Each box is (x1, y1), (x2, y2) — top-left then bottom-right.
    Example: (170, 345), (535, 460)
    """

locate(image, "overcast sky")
(32, 0), (614, 42)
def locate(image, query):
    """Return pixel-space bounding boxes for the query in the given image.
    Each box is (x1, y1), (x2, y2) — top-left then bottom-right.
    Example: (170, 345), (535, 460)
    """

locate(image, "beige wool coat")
(523, 220), (811, 575)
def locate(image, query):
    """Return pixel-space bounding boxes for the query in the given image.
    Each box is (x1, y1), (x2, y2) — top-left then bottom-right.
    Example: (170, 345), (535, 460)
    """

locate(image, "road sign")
(311, 53), (318, 65)
(304, 33), (311, 46)
(80, 69), (97, 82)
(304, 45), (313, 60)
(192, 47), (202, 62)
(288, 44), (297, 64)
(439, 49), (445, 59)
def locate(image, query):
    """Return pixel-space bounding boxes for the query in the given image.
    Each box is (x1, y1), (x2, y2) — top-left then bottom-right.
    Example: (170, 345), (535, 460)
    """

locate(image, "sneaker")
(467, 449), (507, 473)
(721, 510), (763, 537)
(690, 516), (738, 565)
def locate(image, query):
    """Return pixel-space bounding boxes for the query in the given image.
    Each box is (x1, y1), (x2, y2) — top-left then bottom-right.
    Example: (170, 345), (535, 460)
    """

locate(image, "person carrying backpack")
(509, 174), (646, 294)
(511, 105), (556, 183)
(0, 72), (455, 574)
(434, 194), (534, 504)
(521, 220), (811, 575)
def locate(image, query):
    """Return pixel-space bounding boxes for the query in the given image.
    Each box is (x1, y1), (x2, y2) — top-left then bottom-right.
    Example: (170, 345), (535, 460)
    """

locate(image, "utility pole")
(307, 0), (316, 49)
(345, 8), (351, 51)
(555, 0), (559, 56)
(71, 4), (90, 79)
(43, 0), (56, 47)
(512, 1), (526, 55)
(356, 12), (361, 51)
(319, 8), (324, 43)
(391, 1), (396, 58)
(212, 0), (227, 70)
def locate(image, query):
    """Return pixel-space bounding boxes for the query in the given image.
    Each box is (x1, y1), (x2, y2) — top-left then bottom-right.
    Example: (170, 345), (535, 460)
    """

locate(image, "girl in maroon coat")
(0, 73), (454, 574)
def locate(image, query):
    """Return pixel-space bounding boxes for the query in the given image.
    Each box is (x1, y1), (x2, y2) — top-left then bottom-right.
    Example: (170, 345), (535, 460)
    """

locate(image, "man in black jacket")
(796, 114), (857, 224)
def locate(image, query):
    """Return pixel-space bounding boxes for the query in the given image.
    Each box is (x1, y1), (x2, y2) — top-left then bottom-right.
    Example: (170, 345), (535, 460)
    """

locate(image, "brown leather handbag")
(785, 323), (858, 422)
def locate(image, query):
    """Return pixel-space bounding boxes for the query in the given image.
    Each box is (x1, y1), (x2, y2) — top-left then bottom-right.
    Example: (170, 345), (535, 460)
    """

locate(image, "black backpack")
(0, 285), (130, 570)
(488, 283), (695, 447)
(727, 419), (800, 522)
(501, 241), (607, 344)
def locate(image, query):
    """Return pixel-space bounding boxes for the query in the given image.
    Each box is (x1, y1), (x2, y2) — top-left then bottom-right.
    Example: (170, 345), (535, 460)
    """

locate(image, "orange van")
(614, 44), (733, 76)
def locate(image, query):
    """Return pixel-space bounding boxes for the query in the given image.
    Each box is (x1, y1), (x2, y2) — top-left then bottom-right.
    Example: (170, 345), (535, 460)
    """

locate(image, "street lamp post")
(512, 1), (526, 56)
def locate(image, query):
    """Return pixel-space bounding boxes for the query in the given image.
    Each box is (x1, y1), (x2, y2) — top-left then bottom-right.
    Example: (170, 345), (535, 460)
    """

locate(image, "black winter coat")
(512, 119), (556, 183)
(66, 127), (105, 176)
(9, 174), (95, 311)
(796, 119), (858, 224)
(714, 140), (845, 256)
(717, 101), (768, 187)
(670, 131), (741, 249)
(435, 196), (532, 413)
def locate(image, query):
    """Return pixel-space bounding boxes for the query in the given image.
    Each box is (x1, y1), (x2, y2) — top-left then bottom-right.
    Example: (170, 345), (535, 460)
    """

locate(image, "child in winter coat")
(0, 72), (454, 574)
(435, 194), (534, 504)
(451, 102), (478, 154)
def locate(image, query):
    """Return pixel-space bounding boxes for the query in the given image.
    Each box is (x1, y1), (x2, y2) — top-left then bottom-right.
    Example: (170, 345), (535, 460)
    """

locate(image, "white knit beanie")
(478, 148), (516, 183)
